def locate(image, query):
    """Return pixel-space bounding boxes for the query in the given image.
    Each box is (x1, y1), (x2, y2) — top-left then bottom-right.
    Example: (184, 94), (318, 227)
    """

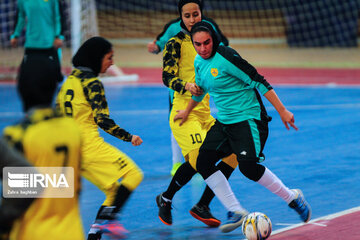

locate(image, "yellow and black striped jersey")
(163, 31), (211, 121)
(3, 108), (84, 240)
(56, 68), (132, 147)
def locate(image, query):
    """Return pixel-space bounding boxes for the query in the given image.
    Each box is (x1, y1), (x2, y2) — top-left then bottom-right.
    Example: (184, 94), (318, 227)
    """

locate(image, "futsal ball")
(241, 212), (272, 240)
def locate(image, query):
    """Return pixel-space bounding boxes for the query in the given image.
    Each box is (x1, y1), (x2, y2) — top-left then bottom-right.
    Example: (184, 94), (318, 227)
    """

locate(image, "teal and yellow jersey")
(193, 45), (273, 124)
(156, 17), (229, 52)
(56, 68), (132, 149)
(3, 108), (84, 240)
(163, 31), (211, 122)
(11, 0), (64, 48)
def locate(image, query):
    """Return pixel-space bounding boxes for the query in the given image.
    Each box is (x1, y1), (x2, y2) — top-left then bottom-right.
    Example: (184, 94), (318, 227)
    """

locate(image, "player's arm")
(264, 90), (298, 130)
(162, 38), (202, 96)
(173, 98), (200, 126)
(85, 79), (142, 145)
(10, 2), (26, 48)
(173, 66), (206, 125)
(154, 18), (181, 53)
(148, 19), (180, 54)
(225, 49), (272, 93)
(53, 0), (64, 48)
(224, 50), (296, 130)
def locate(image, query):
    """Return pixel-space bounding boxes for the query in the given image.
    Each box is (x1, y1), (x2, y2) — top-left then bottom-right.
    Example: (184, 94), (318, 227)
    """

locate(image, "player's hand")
(147, 40), (160, 54)
(10, 38), (18, 48)
(185, 83), (203, 96)
(174, 110), (189, 126)
(131, 135), (143, 146)
(280, 109), (298, 130)
(53, 38), (63, 49)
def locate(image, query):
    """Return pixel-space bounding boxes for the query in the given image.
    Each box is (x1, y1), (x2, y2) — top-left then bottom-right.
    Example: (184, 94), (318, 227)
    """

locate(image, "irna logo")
(3, 167), (74, 198)
(7, 172), (69, 188)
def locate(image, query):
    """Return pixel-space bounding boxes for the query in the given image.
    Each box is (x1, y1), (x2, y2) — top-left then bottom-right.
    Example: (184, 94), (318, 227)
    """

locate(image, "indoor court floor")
(1, 69), (359, 239)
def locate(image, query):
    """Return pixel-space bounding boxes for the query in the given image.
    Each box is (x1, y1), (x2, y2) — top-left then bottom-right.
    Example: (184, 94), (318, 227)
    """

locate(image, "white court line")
(271, 206), (360, 236)
(1, 102), (360, 118)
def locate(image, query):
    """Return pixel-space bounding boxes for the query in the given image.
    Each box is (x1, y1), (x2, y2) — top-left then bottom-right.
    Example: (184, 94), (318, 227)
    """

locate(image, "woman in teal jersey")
(173, 21), (312, 233)
(10, 0), (65, 83)
(147, 1), (229, 176)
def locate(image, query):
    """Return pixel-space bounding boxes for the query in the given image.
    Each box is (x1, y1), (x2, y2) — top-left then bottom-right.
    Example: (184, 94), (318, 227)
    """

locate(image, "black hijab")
(72, 36), (112, 76)
(190, 21), (221, 58)
(178, 0), (203, 32)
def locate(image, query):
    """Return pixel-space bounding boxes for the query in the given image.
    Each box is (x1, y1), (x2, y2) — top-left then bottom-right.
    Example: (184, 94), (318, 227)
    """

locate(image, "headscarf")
(72, 36), (112, 76)
(178, 0), (203, 16)
(190, 21), (221, 58)
(178, 0), (203, 32)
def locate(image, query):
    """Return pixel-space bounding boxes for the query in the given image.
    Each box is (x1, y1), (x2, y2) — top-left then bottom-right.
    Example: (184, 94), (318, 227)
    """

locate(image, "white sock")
(171, 132), (183, 165)
(257, 168), (295, 204)
(205, 170), (246, 212)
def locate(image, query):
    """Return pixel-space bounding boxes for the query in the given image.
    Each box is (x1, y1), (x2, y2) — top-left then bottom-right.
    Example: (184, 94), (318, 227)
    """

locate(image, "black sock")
(112, 185), (132, 214)
(95, 185), (132, 221)
(163, 162), (196, 200)
(197, 161), (235, 207)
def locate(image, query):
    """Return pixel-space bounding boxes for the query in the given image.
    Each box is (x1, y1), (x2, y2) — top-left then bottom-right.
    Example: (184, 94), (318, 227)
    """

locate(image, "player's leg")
(168, 89), (184, 176)
(190, 121), (247, 231)
(189, 153), (237, 227)
(232, 119), (311, 223)
(170, 132), (183, 176)
(90, 165), (143, 239)
(156, 113), (208, 225)
(156, 157), (197, 225)
(82, 142), (143, 239)
(196, 149), (248, 233)
(195, 121), (249, 233)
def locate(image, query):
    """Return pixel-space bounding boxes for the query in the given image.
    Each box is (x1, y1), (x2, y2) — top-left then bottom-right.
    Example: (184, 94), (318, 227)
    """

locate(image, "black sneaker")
(189, 204), (221, 227)
(156, 193), (172, 225)
(87, 228), (102, 240)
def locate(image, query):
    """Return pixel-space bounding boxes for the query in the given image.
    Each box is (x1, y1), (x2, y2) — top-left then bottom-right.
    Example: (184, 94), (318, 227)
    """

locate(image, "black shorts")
(199, 118), (269, 162)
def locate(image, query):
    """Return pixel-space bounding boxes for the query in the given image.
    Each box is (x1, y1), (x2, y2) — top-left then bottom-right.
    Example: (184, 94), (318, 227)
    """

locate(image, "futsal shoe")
(156, 193), (173, 225)
(289, 189), (312, 223)
(219, 210), (249, 233)
(87, 223), (103, 240)
(87, 231), (102, 240)
(89, 220), (128, 239)
(171, 162), (182, 176)
(189, 204), (221, 227)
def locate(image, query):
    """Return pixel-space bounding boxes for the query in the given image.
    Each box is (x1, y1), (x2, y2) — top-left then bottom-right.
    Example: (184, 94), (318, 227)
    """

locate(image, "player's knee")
(103, 182), (121, 206)
(196, 158), (217, 179)
(122, 167), (143, 191)
(238, 161), (265, 181)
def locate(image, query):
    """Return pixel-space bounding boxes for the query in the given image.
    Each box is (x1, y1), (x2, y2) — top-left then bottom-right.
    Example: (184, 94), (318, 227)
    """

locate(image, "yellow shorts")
(81, 139), (140, 191)
(169, 109), (215, 158)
